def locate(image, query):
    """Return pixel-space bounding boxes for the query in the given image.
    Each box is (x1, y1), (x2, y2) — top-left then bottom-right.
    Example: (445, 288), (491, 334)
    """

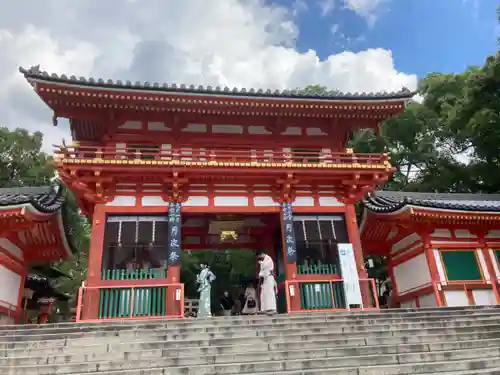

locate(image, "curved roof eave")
(20, 65), (416, 102)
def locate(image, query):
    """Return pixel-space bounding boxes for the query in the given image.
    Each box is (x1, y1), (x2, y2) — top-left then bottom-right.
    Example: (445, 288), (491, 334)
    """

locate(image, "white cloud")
(319, 0), (388, 25)
(319, 0), (337, 16)
(345, 0), (388, 26)
(292, 0), (309, 16)
(0, 0), (416, 152)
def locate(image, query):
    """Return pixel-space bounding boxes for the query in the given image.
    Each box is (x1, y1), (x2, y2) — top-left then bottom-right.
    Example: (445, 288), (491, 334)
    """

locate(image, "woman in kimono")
(197, 264), (216, 318)
(257, 251), (277, 315)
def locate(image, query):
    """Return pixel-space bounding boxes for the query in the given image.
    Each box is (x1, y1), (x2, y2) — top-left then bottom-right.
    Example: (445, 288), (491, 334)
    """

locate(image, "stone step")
(4, 336), (500, 368)
(3, 314), (500, 344)
(3, 321), (500, 351)
(2, 306), (499, 333)
(5, 327), (500, 359)
(34, 361), (500, 375)
(3, 311), (500, 339)
(4, 326), (500, 359)
(5, 346), (500, 375)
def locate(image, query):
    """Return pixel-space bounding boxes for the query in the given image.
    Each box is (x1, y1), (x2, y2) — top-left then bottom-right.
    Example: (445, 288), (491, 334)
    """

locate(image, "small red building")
(0, 185), (74, 324)
(20, 65), (413, 321)
(361, 191), (500, 308)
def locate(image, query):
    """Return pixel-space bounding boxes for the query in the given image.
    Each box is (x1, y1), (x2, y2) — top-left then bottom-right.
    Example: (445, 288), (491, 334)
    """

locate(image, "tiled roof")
(0, 185), (65, 213)
(363, 191), (500, 213)
(0, 184), (76, 255)
(20, 65), (415, 101)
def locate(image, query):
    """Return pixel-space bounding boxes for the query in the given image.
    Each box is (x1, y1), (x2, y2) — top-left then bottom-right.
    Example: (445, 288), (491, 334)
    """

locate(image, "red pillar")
(478, 232), (500, 305)
(421, 231), (444, 307)
(166, 265), (181, 316)
(82, 203), (106, 320)
(344, 204), (371, 307)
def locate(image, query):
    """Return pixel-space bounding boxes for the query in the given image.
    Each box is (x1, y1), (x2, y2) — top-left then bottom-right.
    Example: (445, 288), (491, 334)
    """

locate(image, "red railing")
(76, 282), (184, 322)
(284, 278), (379, 313)
(395, 280), (498, 308)
(53, 144), (389, 167)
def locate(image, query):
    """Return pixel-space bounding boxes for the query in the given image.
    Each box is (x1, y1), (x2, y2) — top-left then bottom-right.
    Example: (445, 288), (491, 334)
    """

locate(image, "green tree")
(53, 189), (91, 298)
(0, 127), (54, 187)
(0, 127), (90, 300)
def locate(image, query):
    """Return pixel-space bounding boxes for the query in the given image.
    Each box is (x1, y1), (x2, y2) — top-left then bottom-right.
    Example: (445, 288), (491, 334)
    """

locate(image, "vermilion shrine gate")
(361, 191), (500, 308)
(20, 65), (414, 321)
(0, 186), (74, 324)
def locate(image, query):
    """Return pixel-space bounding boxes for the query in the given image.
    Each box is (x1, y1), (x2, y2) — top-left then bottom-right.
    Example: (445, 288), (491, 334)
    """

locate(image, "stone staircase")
(2, 307), (500, 374)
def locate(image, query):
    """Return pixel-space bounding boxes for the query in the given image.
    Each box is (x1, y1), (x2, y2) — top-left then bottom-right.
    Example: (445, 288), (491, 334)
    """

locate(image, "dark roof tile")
(363, 191), (500, 213)
(0, 184), (76, 255)
(0, 185), (65, 213)
(20, 65), (416, 101)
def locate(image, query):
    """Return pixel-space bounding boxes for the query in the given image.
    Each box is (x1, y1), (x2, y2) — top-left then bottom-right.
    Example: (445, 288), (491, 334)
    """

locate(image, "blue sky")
(276, 0), (499, 77)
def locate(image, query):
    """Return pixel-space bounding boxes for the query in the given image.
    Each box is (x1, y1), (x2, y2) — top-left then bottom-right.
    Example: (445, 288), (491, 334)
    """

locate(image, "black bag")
(247, 297), (256, 309)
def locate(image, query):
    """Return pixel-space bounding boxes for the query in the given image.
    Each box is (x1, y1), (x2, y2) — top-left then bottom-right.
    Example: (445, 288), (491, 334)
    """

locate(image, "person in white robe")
(197, 264), (216, 318)
(257, 251), (277, 315)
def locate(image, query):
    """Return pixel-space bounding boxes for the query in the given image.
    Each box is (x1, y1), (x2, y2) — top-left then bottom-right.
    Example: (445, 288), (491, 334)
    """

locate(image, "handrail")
(53, 144), (389, 166)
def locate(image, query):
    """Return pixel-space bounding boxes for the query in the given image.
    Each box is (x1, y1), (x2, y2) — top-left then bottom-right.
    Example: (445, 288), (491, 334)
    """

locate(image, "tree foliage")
(0, 127), (90, 299)
(0, 127), (54, 187)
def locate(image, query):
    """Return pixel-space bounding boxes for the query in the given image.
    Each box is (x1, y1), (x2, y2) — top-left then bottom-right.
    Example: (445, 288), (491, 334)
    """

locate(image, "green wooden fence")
(299, 282), (346, 310)
(296, 264), (344, 310)
(98, 268), (167, 319)
(297, 264), (337, 275)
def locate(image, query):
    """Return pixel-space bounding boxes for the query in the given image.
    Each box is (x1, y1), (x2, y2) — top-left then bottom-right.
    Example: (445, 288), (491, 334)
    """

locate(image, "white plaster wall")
(147, 122), (170, 131)
(472, 289), (496, 306)
(141, 196), (168, 207)
(292, 197), (315, 207)
(0, 265), (22, 306)
(183, 196), (209, 206)
(248, 126), (271, 135)
(476, 249), (490, 281)
(392, 242), (422, 261)
(400, 300), (417, 308)
(253, 197), (279, 207)
(454, 230), (476, 239)
(486, 230), (500, 239)
(214, 196), (248, 207)
(444, 290), (469, 307)
(392, 233), (422, 253)
(0, 238), (23, 261)
(212, 124), (243, 134)
(489, 249), (500, 278)
(433, 249), (446, 282)
(119, 120), (141, 129)
(106, 196), (137, 206)
(0, 315), (15, 325)
(431, 229), (452, 238)
(419, 294), (437, 308)
(393, 253), (432, 294)
(318, 197), (344, 207)
(281, 127), (301, 135)
(182, 123), (206, 132)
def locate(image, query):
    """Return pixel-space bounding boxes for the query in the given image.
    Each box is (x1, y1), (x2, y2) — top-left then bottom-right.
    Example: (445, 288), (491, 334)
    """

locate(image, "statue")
(196, 264), (216, 318)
